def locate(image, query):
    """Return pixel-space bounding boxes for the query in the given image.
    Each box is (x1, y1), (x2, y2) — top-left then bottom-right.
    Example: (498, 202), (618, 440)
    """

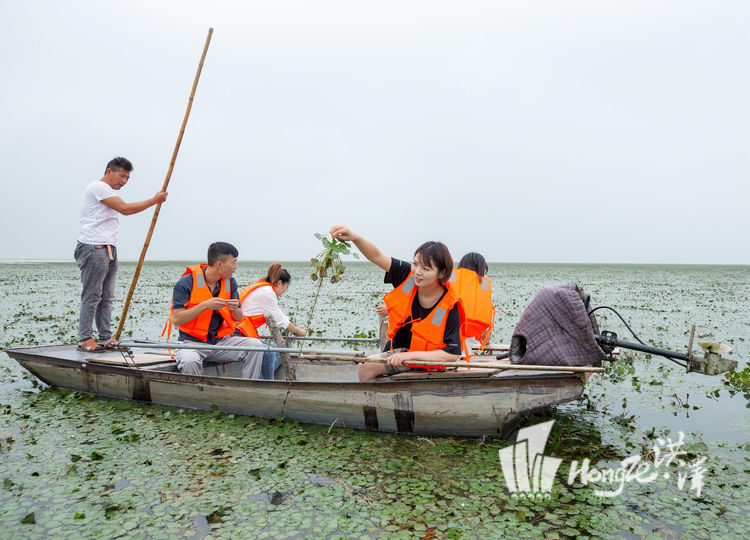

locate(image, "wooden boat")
(5, 344), (589, 438)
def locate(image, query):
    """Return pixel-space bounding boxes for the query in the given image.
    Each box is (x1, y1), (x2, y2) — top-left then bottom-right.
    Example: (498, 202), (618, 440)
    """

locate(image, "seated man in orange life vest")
(330, 225), (465, 382)
(170, 242), (264, 378)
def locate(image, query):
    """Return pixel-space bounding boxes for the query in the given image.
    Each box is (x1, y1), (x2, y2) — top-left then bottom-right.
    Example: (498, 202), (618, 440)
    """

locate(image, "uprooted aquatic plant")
(305, 233), (358, 332)
(284, 234), (359, 380)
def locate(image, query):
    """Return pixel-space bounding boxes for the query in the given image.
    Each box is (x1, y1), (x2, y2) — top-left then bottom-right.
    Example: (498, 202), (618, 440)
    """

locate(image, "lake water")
(0, 261), (748, 537)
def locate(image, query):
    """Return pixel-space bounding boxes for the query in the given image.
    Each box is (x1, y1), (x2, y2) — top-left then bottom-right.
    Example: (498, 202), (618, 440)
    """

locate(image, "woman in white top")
(240, 263), (306, 379)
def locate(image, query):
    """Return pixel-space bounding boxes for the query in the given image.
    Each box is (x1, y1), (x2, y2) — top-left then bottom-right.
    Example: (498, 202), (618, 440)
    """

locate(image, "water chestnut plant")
(305, 233), (358, 332)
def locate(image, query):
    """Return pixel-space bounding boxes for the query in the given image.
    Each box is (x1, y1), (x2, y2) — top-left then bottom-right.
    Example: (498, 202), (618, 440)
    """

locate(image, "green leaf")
(207, 506), (230, 524)
(104, 504), (120, 519)
(74, 512), (85, 520)
(21, 512), (35, 524)
(386, 459), (403, 471)
(90, 451), (104, 461)
(70, 454), (81, 462)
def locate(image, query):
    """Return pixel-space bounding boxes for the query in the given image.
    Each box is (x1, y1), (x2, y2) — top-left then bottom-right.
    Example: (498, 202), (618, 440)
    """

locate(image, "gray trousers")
(74, 242), (117, 343)
(175, 335), (264, 379)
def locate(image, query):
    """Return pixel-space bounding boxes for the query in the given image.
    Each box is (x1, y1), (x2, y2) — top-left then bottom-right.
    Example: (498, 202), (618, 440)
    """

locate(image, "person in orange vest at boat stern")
(75, 156), (168, 352)
(451, 252), (495, 355)
(170, 242), (264, 378)
(239, 263), (306, 379)
(329, 225), (466, 382)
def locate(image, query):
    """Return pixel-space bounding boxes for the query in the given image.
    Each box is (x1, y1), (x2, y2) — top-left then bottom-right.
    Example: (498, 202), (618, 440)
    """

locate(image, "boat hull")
(6, 345), (585, 438)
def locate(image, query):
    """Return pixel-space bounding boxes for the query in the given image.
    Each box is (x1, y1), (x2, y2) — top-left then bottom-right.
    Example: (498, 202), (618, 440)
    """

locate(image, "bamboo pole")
(286, 348), (603, 373)
(119, 341), (365, 356)
(356, 355), (604, 373)
(114, 28), (214, 341)
(117, 341), (602, 372)
(296, 351), (604, 373)
(259, 335), (378, 344)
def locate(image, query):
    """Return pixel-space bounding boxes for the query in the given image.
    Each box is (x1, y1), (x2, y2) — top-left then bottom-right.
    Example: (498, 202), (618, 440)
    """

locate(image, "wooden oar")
(304, 352), (605, 373)
(284, 349), (603, 373)
(114, 28), (214, 341)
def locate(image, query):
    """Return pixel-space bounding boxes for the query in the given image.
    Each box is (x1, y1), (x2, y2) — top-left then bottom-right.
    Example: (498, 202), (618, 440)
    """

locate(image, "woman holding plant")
(329, 225), (464, 382)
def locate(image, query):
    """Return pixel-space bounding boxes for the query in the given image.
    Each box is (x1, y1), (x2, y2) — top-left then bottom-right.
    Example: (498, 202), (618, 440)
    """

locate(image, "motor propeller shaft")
(595, 331), (738, 375)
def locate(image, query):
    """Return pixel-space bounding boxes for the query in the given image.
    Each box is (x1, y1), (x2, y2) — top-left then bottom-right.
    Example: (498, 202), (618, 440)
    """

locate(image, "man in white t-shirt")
(75, 156), (168, 352)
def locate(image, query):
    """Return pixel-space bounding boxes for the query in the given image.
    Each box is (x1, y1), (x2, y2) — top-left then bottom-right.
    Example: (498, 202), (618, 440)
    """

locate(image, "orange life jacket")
(383, 272), (467, 369)
(238, 280), (274, 331)
(447, 268), (495, 351)
(170, 264), (246, 342)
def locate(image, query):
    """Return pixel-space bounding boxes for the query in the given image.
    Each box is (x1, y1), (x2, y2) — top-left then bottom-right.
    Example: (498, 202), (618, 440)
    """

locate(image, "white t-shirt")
(240, 285), (290, 331)
(79, 180), (119, 245)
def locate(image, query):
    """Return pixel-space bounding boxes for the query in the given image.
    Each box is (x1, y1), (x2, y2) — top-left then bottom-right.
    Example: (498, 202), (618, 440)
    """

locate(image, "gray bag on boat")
(510, 283), (606, 367)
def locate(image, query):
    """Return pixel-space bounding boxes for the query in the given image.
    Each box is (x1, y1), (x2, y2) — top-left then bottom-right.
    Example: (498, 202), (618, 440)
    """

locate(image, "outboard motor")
(510, 284), (606, 367)
(510, 284), (738, 375)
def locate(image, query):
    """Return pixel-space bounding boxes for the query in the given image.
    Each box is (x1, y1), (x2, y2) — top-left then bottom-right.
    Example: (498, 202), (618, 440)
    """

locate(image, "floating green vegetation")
(1, 261), (748, 537)
(723, 364), (750, 392)
(0, 390), (747, 538)
(722, 363), (750, 404)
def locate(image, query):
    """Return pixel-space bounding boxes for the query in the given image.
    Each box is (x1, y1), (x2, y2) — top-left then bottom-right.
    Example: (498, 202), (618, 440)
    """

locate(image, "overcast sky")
(1, 0), (747, 264)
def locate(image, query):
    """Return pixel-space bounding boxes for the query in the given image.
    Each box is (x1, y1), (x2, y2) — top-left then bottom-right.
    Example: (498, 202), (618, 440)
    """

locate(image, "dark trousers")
(74, 242), (118, 343)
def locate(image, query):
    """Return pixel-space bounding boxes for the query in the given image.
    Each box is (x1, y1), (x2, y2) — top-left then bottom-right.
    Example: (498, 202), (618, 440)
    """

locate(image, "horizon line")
(0, 259), (748, 267)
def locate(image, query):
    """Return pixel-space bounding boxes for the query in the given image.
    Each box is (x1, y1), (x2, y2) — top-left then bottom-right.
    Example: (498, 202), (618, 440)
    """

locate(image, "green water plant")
(305, 233), (358, 332)
(723, 364), (750, 402)
(723, 364), (750, 391)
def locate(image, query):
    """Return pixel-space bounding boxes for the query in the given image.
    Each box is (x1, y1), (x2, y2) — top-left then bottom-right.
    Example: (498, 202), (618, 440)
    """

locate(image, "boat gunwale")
(5, 345), (584, 393)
